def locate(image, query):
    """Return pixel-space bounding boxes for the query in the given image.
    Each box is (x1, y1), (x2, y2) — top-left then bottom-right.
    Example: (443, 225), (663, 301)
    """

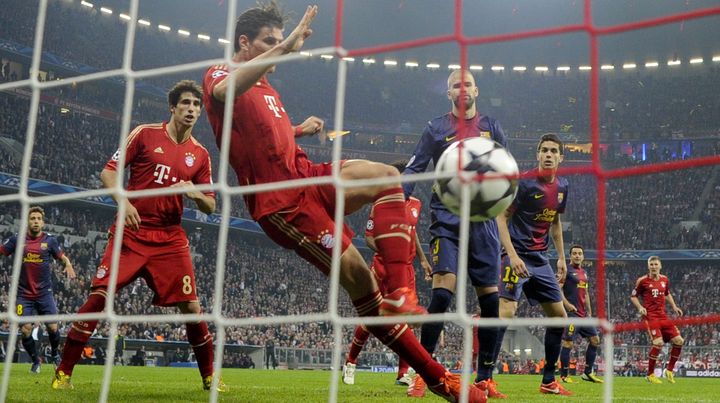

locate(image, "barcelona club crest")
(558, 193), (564, 203)
(40, 242), (48, 250)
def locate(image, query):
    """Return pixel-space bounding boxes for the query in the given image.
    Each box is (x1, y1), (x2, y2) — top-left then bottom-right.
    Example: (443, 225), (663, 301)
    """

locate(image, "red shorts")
(92, 225), (198, 307)
(645, 319), (681, 342)
(258, 180), (354, 275)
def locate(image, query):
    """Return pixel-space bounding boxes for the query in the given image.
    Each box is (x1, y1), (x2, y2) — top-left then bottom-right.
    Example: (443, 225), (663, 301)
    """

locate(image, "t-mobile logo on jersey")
(153, 163), (171, 184)
(264, 95), (282, 118)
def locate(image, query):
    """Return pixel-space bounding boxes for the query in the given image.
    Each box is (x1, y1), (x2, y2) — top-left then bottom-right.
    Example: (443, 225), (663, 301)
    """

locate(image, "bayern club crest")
(317, 230), (335, 249)
(185, 152), (196, 167)
(411, 208), (419, 218)
(96, 267), (107, 279)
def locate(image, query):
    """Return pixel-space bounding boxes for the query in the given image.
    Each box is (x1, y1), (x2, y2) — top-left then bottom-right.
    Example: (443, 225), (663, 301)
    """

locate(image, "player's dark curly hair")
(234, 1), (289, 53)
(570, 244), (584, 253)
(167, 80), (203, 108)
(537, 133), (564, 155)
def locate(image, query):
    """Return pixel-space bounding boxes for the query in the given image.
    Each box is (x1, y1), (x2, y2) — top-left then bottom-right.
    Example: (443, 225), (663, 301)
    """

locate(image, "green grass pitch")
(2, 364), (716, 402)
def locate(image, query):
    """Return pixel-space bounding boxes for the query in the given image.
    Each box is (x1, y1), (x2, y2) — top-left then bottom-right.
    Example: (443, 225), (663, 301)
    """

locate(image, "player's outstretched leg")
(645, 344), (663, 384)
(342, 249), (486, 402)
(52, 289), (107, 390)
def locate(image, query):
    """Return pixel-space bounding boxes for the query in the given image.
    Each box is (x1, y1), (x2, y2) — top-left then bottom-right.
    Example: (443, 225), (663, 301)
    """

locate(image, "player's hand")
(638, 307), (647, 316)
(565, 303), (577, 313)
(555, 258), (567, 282)
(282, 5), (318, 53)
(297, 116), (324, 137)
(171, 180), (204, 200)
(64, 261), (77, 280)
(673, 306), (684, 317)
(510, 255), (528, 278)
(420, 259), (433, 281)
(123, 200), (141, 231)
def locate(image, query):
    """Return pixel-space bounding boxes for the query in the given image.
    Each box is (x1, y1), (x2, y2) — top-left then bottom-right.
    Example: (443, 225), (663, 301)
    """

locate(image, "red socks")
(647, 345), (661, 375)
(352, 291), (446, 385)
(58, 289), (107, 375)
(186, 321), (215, 378)
(371, 188), (413, 293)
(668, 344), (682, 371)
(346, 325), (370, 364)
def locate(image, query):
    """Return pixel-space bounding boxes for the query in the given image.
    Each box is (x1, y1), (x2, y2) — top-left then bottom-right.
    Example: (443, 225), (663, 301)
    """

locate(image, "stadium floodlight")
(362, 58), (376, 64)
(447, 64), (461, 70)
(645, 61), (659, 67)
(667, 59), (681, 66)
(490, 65), (504, 71)
(119, 13), (131, 21)
(341, 57), (355, 62)
(197, 34), (210, 41)
(320, 54), (333, 60)
(512, 66), (527, 71)
(469, 65), (483, 70)
(524, 348), (532, 353)
(383, 60), (398, 66)
(405, 61), (419, 67)
(513, 349), (521, 354)
(138, 19), (151, 26)
(158, 25), (171, 32)
(100, 7), (112, 14)
(534, 66), (549, 72)
(713, 55), (720, 62)
(556, 66), (570, 71)
(579, 65), (592, 70)
(178, 29), (190, 36)
(80, 1), (93, 8)
(689, 58), (703, 64)
(622, 63), (637, 69)
(601, 64), (614, 70)
(426, 63), (440, 69)
(218, 38), (230, 44)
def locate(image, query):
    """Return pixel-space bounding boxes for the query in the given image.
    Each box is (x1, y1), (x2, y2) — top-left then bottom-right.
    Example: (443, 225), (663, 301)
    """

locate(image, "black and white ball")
(434, 137), (519, 222)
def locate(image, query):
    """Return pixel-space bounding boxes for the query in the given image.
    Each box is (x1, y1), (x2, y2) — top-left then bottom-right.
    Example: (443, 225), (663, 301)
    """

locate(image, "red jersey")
(366, 197), (423, 270)
(202, 65), (314, 220)
(105, 122), (215, 227)
(632, 274), (670, 320)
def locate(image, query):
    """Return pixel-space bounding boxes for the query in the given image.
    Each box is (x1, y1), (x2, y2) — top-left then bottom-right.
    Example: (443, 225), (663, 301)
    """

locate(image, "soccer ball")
(434, 137), (519, 222)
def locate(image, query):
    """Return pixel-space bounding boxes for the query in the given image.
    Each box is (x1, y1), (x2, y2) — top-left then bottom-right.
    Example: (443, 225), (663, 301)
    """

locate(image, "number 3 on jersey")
(182, 275), (193, 295)
(503, 266), (519, 284)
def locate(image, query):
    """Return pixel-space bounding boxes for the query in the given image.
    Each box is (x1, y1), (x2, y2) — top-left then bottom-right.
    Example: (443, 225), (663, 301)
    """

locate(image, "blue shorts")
(563, 312), (598, 340)
(16, 294), (58, 317)
(429, 221), (501, 288)
(498, 252), (563, 305)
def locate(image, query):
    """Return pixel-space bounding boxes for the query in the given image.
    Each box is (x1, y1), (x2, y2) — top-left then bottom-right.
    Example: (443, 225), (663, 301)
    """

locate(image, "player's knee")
(427, 288), (453, 314)
(673, 337), (684, 346)
(178, 301), (202, 315)
(46, 323), (59, 333)
(652, 340), (664, 348)
(498, 298), (517, 318)
(477, 292), (499, 318)
(589, 336), (600, 346)
(561, 340), (573, 348)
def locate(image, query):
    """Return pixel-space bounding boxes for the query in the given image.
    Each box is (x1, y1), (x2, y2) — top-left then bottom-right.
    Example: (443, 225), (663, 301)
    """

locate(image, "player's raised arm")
(212, 5), (318, 103)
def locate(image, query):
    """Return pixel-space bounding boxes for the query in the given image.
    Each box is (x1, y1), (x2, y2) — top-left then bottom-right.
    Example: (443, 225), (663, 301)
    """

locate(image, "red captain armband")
(294, 125), (304, 137)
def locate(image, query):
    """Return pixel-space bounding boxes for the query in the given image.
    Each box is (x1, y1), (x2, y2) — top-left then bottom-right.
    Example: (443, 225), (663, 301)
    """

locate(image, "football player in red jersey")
(202, 3), (485, 401)
(630, 256), (684, 384)
(52, 80), (226, 392)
